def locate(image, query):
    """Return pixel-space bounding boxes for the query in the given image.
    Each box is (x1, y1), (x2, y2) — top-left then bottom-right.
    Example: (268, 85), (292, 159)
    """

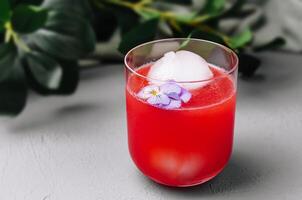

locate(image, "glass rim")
(124, 38), (239, 84)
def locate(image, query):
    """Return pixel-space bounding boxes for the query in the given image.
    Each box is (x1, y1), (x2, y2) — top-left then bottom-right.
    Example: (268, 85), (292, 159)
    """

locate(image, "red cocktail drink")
(125, 39), (238, 187)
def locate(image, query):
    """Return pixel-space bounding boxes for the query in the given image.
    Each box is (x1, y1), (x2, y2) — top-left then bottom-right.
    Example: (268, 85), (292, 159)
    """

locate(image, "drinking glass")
(124, 38), (238, 187)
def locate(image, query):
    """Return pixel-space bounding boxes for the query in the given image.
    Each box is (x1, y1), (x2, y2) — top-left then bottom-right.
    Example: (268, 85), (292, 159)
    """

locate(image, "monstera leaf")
(0, 0), (96, 115)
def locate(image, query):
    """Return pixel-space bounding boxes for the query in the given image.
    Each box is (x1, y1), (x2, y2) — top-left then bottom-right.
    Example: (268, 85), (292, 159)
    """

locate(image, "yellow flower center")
(150, 90), (158, 96)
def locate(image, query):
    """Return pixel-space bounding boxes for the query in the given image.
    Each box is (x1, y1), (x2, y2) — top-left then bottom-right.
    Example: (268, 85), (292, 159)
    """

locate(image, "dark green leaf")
(24, 59), (79, 95)
(9, 0), (43, 8)
(160, 0), (192, 5)
(92, 8), (118, 42)
(221, 0), (246, 18)
(118, 18), (159, 54)
(110, 6), (140, 35)
(55, 60), (79, 95)
(27, 11), (96, 60)
(168, 22), (192, 37)
(0, 32), (4, 41)
(238, 53), (260, 77)
(191, 30), (226, 46)
(42, 0), (92, 19)
(253, 37), (286, 52)
(169, 19), (226, 45)
(0, 43), (27, 116)
(0, 25), (4, 33)
(228, 28), (252, 49)
(229, 0), (246, 11)
(201, 0), (225, 15)
(25, 51), (62, 90)
(0, 42), (16, 81)
(0, 0), (10, 23)
(11, 5), (48, 34)
(0, 65), (27, 116)
(100, 1), (139, 34)
(56, 60), (79, 95)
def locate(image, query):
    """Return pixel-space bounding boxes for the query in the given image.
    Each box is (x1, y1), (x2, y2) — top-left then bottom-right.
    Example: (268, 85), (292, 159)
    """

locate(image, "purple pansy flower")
(137, 82), (192, 109)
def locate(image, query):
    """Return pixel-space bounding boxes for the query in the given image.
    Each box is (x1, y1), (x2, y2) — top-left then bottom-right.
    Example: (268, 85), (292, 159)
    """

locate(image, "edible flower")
(137, 82), (191, 109)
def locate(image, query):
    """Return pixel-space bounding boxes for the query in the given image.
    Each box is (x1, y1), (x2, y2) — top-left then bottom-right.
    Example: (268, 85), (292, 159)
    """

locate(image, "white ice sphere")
(148, 50), (213, 90)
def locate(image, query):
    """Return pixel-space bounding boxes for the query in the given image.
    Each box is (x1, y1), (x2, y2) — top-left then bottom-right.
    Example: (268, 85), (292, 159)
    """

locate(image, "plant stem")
(4, 22), (13, 43)
(4, 21), (31, 52)
(136, 0), (153, 7)
(197, 24), (231, 44)
(105, 0), (134, 9)
(12, 32), (31, 52)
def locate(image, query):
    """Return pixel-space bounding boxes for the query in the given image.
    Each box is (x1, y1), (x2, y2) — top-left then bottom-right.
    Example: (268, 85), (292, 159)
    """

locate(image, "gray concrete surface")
(0, 52), (302, 200)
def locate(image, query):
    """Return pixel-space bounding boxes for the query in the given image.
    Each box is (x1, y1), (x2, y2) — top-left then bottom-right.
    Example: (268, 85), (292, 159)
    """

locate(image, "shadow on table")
(8, 102), (103, 134)
(138, 152), (268, 197)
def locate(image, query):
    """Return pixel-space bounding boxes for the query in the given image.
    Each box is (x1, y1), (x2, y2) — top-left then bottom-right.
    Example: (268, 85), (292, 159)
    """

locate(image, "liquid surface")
(127, 64), (235, 109)
(126, 64), (237, 186)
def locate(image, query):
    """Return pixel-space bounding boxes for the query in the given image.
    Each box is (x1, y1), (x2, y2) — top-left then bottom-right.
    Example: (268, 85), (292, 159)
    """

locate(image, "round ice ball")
(148, 50), (213, 90)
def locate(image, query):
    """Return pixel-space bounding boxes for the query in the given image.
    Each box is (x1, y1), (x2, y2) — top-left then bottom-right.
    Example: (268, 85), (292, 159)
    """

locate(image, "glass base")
(144, 166), (226, 187)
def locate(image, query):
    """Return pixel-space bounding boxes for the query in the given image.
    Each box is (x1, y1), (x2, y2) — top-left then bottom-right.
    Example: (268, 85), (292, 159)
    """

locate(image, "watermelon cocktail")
(125, 39), (238, 187)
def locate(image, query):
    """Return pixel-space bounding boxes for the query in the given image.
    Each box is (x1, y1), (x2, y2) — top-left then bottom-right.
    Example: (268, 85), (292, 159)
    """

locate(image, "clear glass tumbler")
(124, 38), (238, 187)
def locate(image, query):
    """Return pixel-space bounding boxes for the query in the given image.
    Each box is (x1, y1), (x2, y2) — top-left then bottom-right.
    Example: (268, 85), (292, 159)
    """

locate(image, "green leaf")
(228, 28), (252, 49)
(26, 11), (96, 60)
(238, 53), (260, 77)
(110, 6), (140, 35)
(0, 32), (4, 41)
(56, 60), (79, 95)
(135, 9), (160, 20)
(253, 37), (286, 52)
(92, 8), (118, 42)
(11, 5), (48, 34)
(9, 0), (44, 8)
(24, 59), (79, 95)
(229, 0), (246, 11)
(0, 42), (16, 81)
(201, 0), (225, 15)
(168, 22), (192, 37)
(221, 0), (246, 18)
(191, 30), (226, 46)
(0, 43), (27, 116)
(42, 0), (92, 19)
(0, 0), (10, 22)
(25, 51), (62, 90)
(118, 18), (159, 54)
(160, 0), (192, 5)
(174, 12), (198, 23)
